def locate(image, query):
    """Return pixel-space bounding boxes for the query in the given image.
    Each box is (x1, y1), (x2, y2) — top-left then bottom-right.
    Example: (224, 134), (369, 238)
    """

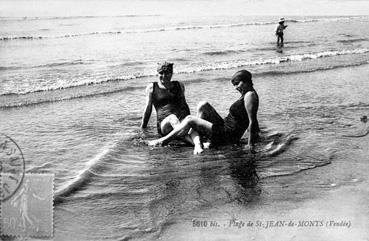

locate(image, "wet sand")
(159, 129), (369, 241)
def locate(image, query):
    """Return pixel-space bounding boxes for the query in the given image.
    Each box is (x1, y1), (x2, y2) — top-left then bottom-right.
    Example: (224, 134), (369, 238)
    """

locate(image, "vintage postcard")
(1, 0), (368, 240)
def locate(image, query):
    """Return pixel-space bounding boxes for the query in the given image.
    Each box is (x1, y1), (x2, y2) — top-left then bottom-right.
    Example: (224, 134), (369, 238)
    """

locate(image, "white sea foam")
(55, 144), (114, 200)
(1, 48), (368, 97)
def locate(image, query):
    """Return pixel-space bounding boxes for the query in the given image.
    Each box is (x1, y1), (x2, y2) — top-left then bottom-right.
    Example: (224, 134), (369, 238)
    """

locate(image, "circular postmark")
(0, 134), (25, 201)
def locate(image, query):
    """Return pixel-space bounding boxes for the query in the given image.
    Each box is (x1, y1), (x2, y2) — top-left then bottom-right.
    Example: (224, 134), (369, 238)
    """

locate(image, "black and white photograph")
(1, 0), (369, 240)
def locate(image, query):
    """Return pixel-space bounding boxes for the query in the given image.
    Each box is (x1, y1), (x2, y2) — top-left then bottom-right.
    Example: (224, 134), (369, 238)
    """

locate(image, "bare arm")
(244, 91), (259, 150)
(141, 83), (154, 128)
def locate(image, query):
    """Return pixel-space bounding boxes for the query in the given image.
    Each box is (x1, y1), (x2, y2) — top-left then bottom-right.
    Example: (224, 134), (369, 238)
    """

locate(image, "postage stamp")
(0, 134), (26, 201)
(1, 173), (54, 237)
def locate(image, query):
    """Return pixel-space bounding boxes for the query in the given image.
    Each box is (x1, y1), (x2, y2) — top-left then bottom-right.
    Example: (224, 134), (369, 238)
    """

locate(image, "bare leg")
(148, 115), (212, 147)
(280, 35), (284, 46)
(190, 130), (203, 154)
(160, 114), (203, 154)
(160, 114), (179, 135)
(149, 101), (224, 152)
(196, 101), (224, 148)
(161, 114), (192, 143)
(196, 101), (224, 126)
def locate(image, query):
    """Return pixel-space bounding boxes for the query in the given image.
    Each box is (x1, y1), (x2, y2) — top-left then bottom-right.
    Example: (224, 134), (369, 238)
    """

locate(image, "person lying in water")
(141, 62), (203, 154)
(148, 69), (260, 153)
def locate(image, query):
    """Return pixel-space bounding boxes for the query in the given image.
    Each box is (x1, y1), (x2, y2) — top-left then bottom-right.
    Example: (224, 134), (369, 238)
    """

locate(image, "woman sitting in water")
(141, 62), (202, 153)
(149, 69), (260, 153)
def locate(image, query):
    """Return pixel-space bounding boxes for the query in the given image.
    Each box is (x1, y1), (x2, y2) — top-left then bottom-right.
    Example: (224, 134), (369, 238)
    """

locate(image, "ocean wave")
(1, 60), (368, 109)
(0, 31), (125, 41)
(0, 66), (19, 71)
(39, 60), (86, 68)
(202, 50), (241, 56)
(55, 144), (115, 202)
(2, 16), (367, 42)
(256, 60), (369, 77)
(0, 36), (44, 41)
(1, 48), (369, 100)
(0, 85), (144, 109)
(337, 38), (368, 44)
(178, 48), (369, 73)
(338, 102), (369, 110)
(1, 74), (149, 96)
(271, 48), (369, 63)
(339, 33), (354, 38)
(0, 60), (87, 71)
(0, 14), (161, 22)
(288, 16), (364, 23)
(117, 61), (145, 67)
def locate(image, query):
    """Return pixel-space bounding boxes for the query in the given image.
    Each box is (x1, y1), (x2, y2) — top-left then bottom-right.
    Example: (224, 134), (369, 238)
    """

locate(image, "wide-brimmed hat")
(157, 62), (173, 74)
(279, 17), (285, 23)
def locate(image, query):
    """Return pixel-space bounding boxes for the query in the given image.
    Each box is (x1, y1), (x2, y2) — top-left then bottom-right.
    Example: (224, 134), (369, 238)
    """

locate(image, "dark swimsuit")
(211, 91), (258, 145)
(152, 81), (190, 136)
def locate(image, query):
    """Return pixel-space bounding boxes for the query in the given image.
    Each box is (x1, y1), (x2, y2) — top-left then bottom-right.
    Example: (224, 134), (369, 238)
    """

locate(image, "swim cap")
(231, 70), (252, 85)
(157, 62), (174, 74)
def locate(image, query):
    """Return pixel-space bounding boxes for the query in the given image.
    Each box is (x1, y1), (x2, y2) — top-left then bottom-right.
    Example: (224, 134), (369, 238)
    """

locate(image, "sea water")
(1, 14), (369, 98)
(1, 4), (369, 241)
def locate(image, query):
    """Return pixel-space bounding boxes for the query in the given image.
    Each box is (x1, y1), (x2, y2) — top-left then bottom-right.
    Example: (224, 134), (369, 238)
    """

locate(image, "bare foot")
(203, 142), (211, 149)
(193, 146), (204, 155)
(148, 139), (163, 147)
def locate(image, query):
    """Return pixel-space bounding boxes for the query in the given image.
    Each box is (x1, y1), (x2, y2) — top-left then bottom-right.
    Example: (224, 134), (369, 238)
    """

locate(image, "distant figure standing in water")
(276, 17), (288, 47)
(149, 70), (260, 154)
(141, 62), (203, 154)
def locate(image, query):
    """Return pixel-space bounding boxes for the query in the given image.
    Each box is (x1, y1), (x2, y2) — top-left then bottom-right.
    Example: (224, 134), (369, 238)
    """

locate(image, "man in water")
(275, 17), (288, 47)
(141, 62), (203, 154)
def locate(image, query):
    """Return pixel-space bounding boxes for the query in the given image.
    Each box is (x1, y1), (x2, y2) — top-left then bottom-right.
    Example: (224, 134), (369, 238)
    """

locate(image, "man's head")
(279, 17), (285, 24)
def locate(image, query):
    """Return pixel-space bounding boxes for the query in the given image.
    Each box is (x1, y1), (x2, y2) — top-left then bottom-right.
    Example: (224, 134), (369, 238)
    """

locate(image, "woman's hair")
(157, 62), (174, 74)
(231, 70), (252, 85)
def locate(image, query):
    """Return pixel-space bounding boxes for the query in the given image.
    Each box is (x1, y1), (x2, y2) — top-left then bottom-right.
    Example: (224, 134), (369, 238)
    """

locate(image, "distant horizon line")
(1, 14), (369, 18)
